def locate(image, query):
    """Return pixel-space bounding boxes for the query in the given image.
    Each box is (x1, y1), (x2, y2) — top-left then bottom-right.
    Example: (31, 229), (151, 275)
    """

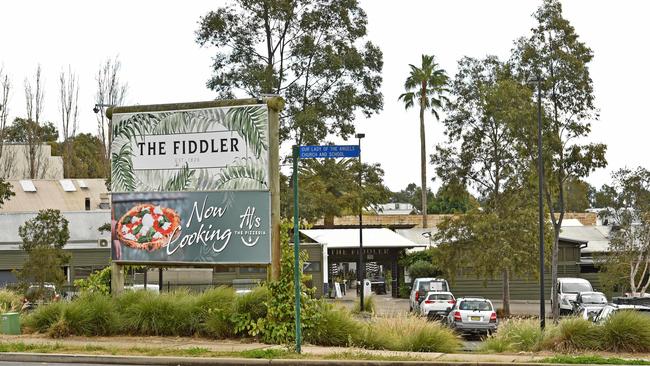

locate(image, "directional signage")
(299, 145), (360, 159)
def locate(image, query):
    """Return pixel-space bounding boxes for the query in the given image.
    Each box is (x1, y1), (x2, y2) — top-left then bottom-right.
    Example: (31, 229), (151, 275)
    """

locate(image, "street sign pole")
(292, 145), (302, 353)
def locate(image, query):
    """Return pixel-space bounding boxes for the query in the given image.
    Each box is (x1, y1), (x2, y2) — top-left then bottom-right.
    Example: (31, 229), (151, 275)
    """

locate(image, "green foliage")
(356, 316), (461, 353)
(0, 178), (15, 208)
(304, 302), (359, 347)
(562, 179), (591, 212)
(407, 260), (439, 280)
(599, 167), (650, 295)
(24, 302), (65, 333)
(51, 133), (108, 178)
(0, 289), (21, 313)
(480, 318), (544, 353)
(601, 310), (650, 353)
(353, 294), (375, 314)
(4, 118), (58, 143)
(73, 267), (111, 295)
(196, 0), (383, 145)
(58, 294), (118, 337)
(398, 54), (449, 224)
(16, 209), (70, 292)
(232, 286), (268, 337)
(198, 286), (236, 338)
(282, 159), (391, 222)
(261, 220), (318, 344)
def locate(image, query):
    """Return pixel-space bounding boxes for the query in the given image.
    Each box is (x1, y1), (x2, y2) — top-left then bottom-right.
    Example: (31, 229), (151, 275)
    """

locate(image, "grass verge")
(0, 341), (423, 362)
(540, 355), (650, 365)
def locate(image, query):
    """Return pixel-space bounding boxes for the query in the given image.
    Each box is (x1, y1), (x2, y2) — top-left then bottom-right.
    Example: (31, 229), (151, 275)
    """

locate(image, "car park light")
(448, 300), (456, 305)
(424, 300), (432, 304)
(489, 312), (497, 323)
(453, 311), (462, 322)
(415, 291), (420, 302)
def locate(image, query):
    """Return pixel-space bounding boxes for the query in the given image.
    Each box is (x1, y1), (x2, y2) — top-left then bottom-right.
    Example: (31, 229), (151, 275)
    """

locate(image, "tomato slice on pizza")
(116, 204), (181, 251)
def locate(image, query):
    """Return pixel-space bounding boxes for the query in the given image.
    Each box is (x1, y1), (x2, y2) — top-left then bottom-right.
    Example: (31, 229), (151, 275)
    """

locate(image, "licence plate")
(470, 316), (481, 321)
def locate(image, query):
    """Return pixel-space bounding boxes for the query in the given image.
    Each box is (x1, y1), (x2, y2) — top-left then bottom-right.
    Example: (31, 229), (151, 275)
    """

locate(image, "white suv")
(446, 297), (498, 335)
(409, 277), (450, 313)
(419, 291), (456, 320)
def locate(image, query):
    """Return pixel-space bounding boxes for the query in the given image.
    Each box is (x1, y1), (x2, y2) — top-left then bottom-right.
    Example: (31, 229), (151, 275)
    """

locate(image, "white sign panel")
(111, 105), (269, 193)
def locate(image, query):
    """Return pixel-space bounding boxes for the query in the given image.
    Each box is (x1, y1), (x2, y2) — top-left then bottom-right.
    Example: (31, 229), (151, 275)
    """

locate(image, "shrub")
(304, 302), (360, 346)
(601, 311), (650, 352)
(23, 302), (64, 333)
(543, 317), (601, 352)
(196, 287), (236, 338)
(481, 319), (543, 353)
(407, 260), (438, 279)
(0, 289), (21, 313)
(232, 286), (268, 337)
(356, 316), (461, 353)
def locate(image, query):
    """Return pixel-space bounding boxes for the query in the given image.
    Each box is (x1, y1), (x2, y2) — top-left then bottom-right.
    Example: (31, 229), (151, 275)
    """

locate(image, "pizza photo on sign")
(116, 204), (181, 251)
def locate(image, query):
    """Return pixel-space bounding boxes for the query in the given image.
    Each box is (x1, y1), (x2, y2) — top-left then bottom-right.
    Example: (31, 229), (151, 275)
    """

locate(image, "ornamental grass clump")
(118, 290), (197, 336)
(23, 301), (64, 333)
(304, 302), (360, 347)
(59, 293), (118, 336)
(357, 316), (461, 353)
(0, 289), (21, 313)
(481, 318), (544, 353)
(542, 317), (601, 352)
(198, 287), (236, 338)
(601, 311), (650, 352)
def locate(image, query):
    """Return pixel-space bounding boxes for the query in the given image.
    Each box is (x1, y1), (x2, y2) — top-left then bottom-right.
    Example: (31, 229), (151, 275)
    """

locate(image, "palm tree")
(398, 55), (449, 228)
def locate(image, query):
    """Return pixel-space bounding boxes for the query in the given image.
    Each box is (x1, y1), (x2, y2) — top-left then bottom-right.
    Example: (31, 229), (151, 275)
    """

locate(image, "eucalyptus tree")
(398, 54), (449, 228)
(511, 0), (607, 320)
(196, 0), (383, 147)
(599, 168), (650, 296)
(432, 56), (544, 315)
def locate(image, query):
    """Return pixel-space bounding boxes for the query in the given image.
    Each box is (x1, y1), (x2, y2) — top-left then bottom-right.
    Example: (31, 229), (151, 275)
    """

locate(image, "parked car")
(593, 303), (650, 323)
(554, 278), (593, 315)
(571, 291), (608, 320)
(445, 297), (497, 335)
(125, 284), (160, 293)
(21, 283), (61, 312)
(419, 291), (455, 320)
(409, 277), (450, 313)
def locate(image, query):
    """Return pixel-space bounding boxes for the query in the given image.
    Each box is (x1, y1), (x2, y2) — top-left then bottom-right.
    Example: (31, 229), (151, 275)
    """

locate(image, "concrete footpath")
(0, 334), (641, 365)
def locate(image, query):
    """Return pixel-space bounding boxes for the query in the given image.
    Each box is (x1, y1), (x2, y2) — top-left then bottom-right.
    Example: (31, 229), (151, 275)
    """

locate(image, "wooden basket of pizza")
(116, 204), (181, 251)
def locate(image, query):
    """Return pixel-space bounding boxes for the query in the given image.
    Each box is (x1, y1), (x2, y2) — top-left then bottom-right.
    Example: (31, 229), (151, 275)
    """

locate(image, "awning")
(300, 228), (425, 249)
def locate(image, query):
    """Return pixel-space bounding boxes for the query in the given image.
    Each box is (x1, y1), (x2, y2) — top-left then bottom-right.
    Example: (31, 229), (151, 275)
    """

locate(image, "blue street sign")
(299, 145), (360, 159)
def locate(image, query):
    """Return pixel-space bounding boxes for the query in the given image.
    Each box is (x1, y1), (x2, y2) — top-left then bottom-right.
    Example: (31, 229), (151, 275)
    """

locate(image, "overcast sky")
(1, 1), (647, 192)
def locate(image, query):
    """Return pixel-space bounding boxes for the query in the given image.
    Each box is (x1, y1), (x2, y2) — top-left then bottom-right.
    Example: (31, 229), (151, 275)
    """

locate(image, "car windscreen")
(419, 280), (448, 292)
(580, 294), (607, 304)
(459, 300), (492, 311)
(562, 282), (591, 294)
(427, 293), (453, 301)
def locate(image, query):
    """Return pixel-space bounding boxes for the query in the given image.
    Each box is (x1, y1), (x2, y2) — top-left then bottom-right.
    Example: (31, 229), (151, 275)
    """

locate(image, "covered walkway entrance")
(301, 228), (426, 297)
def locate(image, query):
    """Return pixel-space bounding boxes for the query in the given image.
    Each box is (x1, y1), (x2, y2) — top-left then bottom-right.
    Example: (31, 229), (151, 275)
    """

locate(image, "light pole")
(356, 132), (365, 312)
(528, 75), (545, 329)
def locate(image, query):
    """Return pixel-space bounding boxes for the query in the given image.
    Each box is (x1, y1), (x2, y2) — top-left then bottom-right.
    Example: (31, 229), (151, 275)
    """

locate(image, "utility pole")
(356, 133), (365, 312)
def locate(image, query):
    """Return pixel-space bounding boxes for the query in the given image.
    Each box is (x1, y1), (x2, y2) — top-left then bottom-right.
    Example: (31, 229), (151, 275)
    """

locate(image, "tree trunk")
(502, 268), (511, 317)
(551, 225), (560, 321)
(420, 86), (427, 228)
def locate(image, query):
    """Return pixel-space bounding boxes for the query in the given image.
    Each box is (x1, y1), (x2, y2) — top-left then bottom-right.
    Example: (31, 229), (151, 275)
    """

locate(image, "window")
(459, 300), (492, 311)
(19, 180), (36, 192)
(59, 179), (76, 192)
(240, 267), (267, 274)
(427, 293), (453, 301)
(303, 261), (321, 273)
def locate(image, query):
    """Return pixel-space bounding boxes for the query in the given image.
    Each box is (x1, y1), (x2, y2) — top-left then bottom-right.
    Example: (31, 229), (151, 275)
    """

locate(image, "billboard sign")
(110, 105), (269, 193)
(111, 191), (271, 264)
(110, 102), (273, 265)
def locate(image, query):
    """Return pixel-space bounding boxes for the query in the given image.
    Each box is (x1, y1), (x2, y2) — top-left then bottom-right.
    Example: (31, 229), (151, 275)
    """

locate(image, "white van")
(554, 278), (593, 315)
